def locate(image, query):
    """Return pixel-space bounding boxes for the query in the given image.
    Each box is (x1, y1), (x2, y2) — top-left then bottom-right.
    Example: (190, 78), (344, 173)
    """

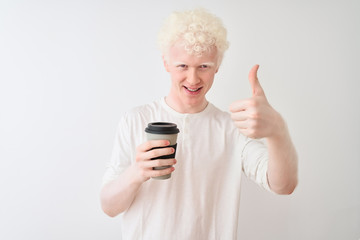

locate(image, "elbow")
(270, 177), (298, 195)
(100, 197), (123, 218)
(102, 206), (120, 218)
(277, 184), (296, 195)
(100, 188), (123, 218)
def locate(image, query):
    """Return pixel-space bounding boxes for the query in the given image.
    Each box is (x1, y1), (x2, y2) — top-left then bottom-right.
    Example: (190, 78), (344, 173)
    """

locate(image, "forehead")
(167, 43), (218, 64)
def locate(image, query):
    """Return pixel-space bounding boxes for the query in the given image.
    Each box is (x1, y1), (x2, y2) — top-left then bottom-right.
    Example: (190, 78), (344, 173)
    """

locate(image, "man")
(100, 8), (298, 239)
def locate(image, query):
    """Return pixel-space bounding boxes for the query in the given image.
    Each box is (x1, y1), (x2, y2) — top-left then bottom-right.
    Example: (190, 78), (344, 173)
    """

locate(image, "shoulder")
(121, 99), (163, 123)
(115, 100), (162, 141)
(208, 103), (232, 122)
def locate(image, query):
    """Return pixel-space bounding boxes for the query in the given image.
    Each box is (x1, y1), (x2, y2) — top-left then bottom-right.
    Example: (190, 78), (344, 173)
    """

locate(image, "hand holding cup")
(145, 122), (179, 180)
(133, 140), (177, 183)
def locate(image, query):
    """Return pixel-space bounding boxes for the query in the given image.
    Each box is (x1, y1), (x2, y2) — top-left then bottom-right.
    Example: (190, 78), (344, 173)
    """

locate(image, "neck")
(165, 95), (208, 114)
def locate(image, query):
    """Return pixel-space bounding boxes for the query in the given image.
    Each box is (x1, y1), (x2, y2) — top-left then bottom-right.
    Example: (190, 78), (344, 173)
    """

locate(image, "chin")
(184, 97), (206, 108)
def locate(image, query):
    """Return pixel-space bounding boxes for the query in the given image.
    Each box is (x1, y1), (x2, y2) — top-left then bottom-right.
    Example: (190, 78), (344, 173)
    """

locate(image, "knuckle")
(136, 161), (145, 169)
(153, 170), (162, 177)
(249, 98), (261, 108)
(164, 160), (172, 167)
(144, 141), (152, 151)
(250, 119), (258, 128)
(154, 160), (163, 167)
(157, 149), (165, 156)
(249, 110), (259, 119)
(138, 142), (147, 150)
(248, 99), (256, 107)
(135, 155), (142, 162)
(150, 150), (159, 159)
(158, 148), (166, 155)
(152, 166), (173, 177)
(160, 148), (172, 156)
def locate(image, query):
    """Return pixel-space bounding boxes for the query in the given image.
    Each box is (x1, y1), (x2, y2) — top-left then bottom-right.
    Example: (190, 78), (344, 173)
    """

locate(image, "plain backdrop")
(0, 0), (359, 239)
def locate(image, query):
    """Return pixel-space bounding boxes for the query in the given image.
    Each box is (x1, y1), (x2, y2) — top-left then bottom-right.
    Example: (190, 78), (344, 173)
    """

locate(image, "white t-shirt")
(103, 97), (271, 240)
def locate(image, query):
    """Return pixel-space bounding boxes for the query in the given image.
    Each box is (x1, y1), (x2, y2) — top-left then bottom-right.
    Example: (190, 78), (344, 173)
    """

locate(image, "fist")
(229, 65), (282, 139)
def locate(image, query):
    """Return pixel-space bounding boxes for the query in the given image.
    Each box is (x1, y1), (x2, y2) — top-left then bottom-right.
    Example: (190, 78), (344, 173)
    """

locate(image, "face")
(163, 43), (220, 113)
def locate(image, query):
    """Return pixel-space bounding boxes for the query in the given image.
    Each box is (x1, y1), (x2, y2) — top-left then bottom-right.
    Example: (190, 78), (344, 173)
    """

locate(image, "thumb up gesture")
(229, 65), (283, 139)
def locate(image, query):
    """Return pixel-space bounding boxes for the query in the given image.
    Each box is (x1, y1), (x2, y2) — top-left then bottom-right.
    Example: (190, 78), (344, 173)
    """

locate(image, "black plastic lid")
(145, 122), (180, 134)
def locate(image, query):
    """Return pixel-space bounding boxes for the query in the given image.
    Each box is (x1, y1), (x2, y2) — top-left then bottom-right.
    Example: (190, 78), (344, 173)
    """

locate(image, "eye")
(177, 64), (187, 69)
(199, 64), (209, 69)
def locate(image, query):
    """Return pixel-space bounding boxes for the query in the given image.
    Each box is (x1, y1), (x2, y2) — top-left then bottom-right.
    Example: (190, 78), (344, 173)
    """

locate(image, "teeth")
(187, 87), (200, 92)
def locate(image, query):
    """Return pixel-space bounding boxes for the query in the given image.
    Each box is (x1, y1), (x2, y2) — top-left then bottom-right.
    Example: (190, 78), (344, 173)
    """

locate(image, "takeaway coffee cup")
(145, 122), (179, 180)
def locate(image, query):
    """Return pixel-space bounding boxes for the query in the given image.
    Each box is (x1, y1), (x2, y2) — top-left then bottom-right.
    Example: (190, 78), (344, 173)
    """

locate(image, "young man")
(100, 8), (298, 239)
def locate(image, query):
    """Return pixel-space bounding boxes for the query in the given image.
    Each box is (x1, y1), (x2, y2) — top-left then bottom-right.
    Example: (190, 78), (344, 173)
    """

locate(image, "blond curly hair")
(158, 8), (229, 64)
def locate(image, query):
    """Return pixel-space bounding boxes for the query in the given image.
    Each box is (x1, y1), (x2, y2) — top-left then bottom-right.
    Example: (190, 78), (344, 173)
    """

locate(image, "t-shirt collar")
(160, 97), (213, 118)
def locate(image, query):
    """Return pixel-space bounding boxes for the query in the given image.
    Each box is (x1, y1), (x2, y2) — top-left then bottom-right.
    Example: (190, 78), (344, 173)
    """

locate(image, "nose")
(186, 68), (200, 86)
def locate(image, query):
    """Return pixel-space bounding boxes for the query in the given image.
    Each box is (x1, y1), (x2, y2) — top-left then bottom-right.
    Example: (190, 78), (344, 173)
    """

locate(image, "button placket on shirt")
(182, 114), (190, 146)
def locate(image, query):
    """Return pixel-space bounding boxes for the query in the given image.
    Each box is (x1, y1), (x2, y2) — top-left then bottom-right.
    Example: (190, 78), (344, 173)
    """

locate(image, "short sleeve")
(102, 114), (133, 186)
(241, 138), (272, 192)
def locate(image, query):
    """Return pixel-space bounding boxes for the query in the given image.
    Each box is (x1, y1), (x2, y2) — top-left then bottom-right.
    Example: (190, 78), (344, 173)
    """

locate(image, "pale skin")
(100, 44), (298, 217)
(100, 44), (218, 217)
(229, 64), (298, 194)
(100, 140), (176, 216)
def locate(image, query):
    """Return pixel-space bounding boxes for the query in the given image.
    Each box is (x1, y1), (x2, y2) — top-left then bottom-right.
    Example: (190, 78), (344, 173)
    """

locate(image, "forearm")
(266, 116), (298, 195)
(100, 165), (142, 217)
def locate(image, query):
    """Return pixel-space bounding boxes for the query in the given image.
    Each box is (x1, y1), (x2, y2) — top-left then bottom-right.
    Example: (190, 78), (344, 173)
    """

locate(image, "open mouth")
(184, 86), (202, 93)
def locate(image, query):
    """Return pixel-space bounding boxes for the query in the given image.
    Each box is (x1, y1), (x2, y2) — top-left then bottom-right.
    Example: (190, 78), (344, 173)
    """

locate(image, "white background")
(1, 0), (359, 239)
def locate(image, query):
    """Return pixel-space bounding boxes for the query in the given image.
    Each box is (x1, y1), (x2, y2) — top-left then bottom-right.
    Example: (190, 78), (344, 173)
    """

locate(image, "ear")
(162, 55), (170, 72)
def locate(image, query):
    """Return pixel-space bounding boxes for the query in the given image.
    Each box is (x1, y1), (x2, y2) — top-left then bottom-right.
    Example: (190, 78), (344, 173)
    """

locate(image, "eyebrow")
(172, 62), (216, 66)
(201, 62), (216, 67)
(172, 62), (186, 66)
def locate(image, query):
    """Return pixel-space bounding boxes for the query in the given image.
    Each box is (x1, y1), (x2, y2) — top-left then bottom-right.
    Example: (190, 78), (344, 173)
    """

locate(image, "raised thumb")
(248, 64), (264, 97)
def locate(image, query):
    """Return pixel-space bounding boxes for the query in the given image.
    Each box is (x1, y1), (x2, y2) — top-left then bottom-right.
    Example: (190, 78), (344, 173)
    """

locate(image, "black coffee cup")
(145, 122), (179, 180)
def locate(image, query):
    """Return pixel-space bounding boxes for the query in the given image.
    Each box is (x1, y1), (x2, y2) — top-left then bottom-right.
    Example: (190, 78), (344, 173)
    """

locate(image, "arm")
(265, 113), (298, 194)
(230, 65), (298, 194)
(100, 140), (176, 217)
(100, 165), (143, 217)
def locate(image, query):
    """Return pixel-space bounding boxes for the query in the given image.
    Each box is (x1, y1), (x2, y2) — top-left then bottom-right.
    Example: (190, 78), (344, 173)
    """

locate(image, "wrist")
(268, 112), (288, 141)
(127, 164), (147, 187)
